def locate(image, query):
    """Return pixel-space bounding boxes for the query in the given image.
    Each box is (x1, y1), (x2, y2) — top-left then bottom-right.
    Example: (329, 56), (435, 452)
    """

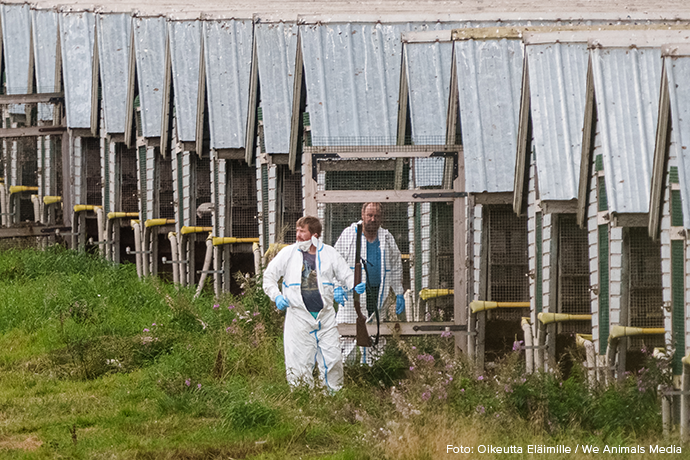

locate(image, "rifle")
(354, 223), (373, 347)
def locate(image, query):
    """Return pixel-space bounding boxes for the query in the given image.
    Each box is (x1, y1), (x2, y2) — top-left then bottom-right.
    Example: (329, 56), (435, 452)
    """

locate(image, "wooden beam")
(0, 92), (63, 105)
(318, 159), (396, 172)
(338, 321), (469, 337)
(316, 190), (459, 203)
(472, 192), (513, 205)
(612, 212), (648, 228)
(306, 146), (461, 158)
(269, 153), (289, 165)
(0, 225), (71, 238)
(0, 125), (66, 138)
(540, 199), (578, 215)
(216, 148), (245, 160)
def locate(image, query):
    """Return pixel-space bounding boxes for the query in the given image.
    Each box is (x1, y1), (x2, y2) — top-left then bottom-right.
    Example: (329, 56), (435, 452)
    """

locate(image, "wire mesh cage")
(53, 137), (63, 199)
(557, 214), (592, 334)
(159, 153), (175, 219)
(228, 161), (258, 238)
(313, 149), (459, 323)
(83, 138), (101, 206)
(627, 227), (664, 349)
(278, 165), (303, 243)
(119, 144), (139, 213)
(195, 155), (212, 227)
(486, 204), (529, 320)
(16, 137), (38, 221)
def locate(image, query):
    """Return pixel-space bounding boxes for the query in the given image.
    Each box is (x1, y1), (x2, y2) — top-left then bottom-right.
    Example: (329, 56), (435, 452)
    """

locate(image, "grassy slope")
(0, 247), (685, 459)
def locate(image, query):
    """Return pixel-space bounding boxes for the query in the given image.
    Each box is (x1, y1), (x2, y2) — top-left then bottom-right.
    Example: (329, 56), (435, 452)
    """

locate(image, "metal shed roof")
(1, 4), (31, 114)
(255, 22), (298, 154)
(404, 39), (453, 143)
(456, 38), (523, 194)
(26, 0), (690, 22)
(58, 11), (95, 129)
(169, 20), (201, 143)
(97, 13), (131, 134)
(31, 9), (58, 121)
(300, 22), (407, 146)
(663, 47), (690, 228)
(132, 16), (167, 138)
(591, 46), (661, 214)
(202, 19), (253, 150)
(527, 42), (589, 201)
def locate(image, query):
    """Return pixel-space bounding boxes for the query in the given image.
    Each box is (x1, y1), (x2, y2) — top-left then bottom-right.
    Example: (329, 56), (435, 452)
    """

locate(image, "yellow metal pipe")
(609, 325), (666, 341)
(181, 226), (213, 235)
(538, 312), (592, 325)
(9, 185), (38, 194)
(419, 288), (453, 301)
(145, 218), (176, 228)
(73, 204), (101, 213)
(575, 334), (594, 348)
(43, 196), (62, 205)
(212, 236), (260, 246)
(108, 211), (139, 220)
(682, 355), (690, 366)
(470, 300), (530, 313)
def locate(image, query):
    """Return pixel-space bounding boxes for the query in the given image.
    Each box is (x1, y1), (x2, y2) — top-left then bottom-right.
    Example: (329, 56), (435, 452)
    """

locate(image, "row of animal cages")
(0, 134), (672, 374)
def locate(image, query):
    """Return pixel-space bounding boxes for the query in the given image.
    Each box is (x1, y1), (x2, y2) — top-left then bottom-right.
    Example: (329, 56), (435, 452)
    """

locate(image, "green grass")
(0, 246), (684, 459)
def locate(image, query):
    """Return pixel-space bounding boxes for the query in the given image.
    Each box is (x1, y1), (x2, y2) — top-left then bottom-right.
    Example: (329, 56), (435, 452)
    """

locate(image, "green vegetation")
(0, 246), (683, 458)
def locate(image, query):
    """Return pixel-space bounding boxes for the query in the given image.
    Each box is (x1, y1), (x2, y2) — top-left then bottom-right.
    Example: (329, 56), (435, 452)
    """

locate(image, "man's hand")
(396, 294), (405, 315)
(354, 282), (366, 294)
(334, 287), (348, 305)
(275, 295), (289, 311)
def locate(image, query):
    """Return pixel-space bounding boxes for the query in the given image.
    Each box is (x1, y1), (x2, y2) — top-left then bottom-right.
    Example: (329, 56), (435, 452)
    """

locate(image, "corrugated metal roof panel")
(133, 16), (166, 138)
(97, 14), (131, 134)
(169, 20), (201, 143)
(591, 47), (661, 214)
(301, 22), (406, 146)
(664, 55), (690, 228)
(1, 4), (31, 95)
(527, 42), (588, 201)
(31, 9), (58, 121)
(404, 40), (453, 143)
(404, 29), (460, 187)
(59, 11), (95, 129)
(203, 19), (253, 150)
(256, 22), (298, 154)
(456, 38), (523, 194)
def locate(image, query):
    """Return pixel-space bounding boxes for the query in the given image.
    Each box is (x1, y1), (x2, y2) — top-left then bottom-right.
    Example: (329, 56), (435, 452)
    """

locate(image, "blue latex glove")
(334, 286), (348, 305)
(396, 294), (405, 315)
(354, 282), (366, 294)
(275, 295), (289, 311)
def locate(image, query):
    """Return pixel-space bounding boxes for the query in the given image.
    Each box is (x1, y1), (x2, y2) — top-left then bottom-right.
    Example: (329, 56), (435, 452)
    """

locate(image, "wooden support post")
(454, 154), (467, 355)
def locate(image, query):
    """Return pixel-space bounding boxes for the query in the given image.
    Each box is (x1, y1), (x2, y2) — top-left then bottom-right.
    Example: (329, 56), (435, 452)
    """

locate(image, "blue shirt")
(365, 239), (381, 287)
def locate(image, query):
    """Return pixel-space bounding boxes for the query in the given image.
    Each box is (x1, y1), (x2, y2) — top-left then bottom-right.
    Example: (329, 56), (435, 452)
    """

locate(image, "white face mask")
(296, 239), (311, 251)
(297, 235), (319, 252)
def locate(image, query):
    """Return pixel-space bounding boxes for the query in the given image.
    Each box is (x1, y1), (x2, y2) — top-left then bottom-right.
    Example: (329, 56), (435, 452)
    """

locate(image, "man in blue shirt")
(335, 203), (405, 364)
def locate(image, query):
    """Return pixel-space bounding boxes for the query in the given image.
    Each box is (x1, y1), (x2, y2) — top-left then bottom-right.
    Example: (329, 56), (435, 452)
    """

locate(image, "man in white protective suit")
(335, 202), (405, 365)
(263, 216), (364, 391)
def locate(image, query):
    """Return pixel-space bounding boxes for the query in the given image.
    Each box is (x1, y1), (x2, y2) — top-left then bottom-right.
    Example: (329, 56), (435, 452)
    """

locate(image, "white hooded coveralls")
(334, 221), (404, 364)
(263, 241), (354, 391)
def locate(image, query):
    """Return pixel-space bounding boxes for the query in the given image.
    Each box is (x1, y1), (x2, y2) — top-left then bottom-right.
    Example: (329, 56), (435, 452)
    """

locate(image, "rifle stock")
(354, 224), (372, 347)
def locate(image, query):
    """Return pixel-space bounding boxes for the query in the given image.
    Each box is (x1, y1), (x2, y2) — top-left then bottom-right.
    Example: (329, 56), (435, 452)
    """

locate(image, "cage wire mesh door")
(478, 204), (529, 362)
(627, 227), (664, 350)
(310, 145), (465, 354)
(557, 214), (591, 335)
